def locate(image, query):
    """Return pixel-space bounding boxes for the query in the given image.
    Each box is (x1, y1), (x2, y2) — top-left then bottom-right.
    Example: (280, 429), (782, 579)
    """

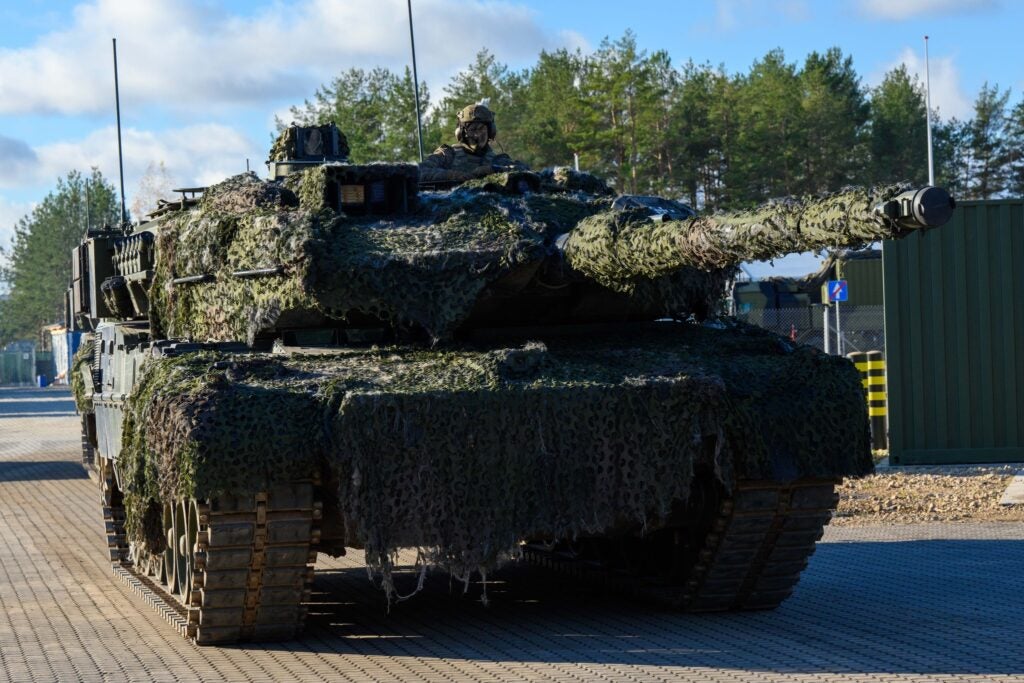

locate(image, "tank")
(69, 123), (954, 644)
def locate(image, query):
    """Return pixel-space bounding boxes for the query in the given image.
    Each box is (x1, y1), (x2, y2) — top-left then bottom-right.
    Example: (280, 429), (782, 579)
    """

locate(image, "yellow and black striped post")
(847, 350), (887, 450)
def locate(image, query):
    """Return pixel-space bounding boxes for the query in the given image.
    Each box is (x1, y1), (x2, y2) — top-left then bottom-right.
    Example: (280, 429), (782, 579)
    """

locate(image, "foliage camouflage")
(562, 183), (913, 292)
(537, 167), (615, 195)
(70, 337), (94, 413)
(280, 162), (419, 213)
(268, 125), (351, 163)
(150, 171), (605, 343)
(149, 171), (914, 345)
(118, 321), (871, 596)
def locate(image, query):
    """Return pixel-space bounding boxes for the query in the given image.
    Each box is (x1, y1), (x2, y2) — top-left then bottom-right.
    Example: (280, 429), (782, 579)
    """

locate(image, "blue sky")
(1, 0), (1020, 277)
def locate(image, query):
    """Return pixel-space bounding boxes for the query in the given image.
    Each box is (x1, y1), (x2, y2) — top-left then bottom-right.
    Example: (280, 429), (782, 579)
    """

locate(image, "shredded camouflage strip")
(562, 183), (914, 291)
(118, 321), (871, 599)
(70, 337), (94, 413)
(268, 125), (351, 162)
(537, 167), (615, 195)
(147, 174), (911, 345)
(149, 172), (606, 344)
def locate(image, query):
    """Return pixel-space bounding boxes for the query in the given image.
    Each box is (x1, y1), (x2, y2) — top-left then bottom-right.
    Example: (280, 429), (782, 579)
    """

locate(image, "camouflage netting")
(70, 336), (94, 413)
(150, 172), (613, 343)
(268, 125), (351, 162)
(537, 166), (615, 195)
(281, 163), (419, 213)
(149, 173), (915, 345)
(563, 183), (914, 292)
(118, 321), (871, 598)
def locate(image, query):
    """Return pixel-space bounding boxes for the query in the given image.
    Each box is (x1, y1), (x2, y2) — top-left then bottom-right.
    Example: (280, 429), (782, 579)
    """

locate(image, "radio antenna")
(407, 0), (425, 162)
(112, 38), (128, 228)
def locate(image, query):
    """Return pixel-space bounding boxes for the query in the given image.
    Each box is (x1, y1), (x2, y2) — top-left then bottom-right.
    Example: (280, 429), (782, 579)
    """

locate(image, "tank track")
(96, 455), (321, 644)
(79, 415), (95, 468)
(523, 479), (838, 611)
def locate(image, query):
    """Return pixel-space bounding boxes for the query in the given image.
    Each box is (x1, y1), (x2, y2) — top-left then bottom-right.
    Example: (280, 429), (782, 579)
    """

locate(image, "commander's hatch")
(267, 124), (350, 180)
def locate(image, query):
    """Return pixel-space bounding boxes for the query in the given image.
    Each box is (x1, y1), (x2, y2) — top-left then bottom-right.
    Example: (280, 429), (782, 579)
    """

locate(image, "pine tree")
(798, 48), (870, 193)
(1006, 99), (1024, 197)
(515, 48), (591, 170)
(581, 31), (666, 194)
(967, 83), (1010, 199)
(933, 118), (972, 198)
(0, 170), (119, 344)
(280, 66), (431, 162)
(867, 66), (928, 185)
(731, 49), (804, 204)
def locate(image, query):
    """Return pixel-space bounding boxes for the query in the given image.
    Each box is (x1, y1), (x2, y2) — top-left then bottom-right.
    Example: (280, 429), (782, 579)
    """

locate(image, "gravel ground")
(834, 462), (1024, 525)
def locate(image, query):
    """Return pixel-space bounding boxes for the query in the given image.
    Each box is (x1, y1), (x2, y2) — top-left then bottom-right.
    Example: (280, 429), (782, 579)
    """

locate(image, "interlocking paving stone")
(1, 385), (1023, 682)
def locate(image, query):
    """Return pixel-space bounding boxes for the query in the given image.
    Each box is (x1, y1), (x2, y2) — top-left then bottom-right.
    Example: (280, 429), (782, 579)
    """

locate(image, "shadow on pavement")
(0, 386), (77, 417)
(243, 539), (1024, 675)
(0, 409), (79, 418)
(0, 460), (88, 481)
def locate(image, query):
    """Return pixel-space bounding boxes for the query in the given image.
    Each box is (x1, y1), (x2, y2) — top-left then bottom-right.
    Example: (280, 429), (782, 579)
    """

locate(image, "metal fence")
(734, 304), (886, 356)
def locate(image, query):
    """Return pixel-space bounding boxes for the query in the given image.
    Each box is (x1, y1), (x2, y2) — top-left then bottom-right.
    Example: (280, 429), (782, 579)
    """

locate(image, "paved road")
(1, 386), (1023, 682)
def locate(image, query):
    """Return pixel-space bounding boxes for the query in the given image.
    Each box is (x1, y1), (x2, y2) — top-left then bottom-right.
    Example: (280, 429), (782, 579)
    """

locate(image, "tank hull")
(76, 317), (869, 642)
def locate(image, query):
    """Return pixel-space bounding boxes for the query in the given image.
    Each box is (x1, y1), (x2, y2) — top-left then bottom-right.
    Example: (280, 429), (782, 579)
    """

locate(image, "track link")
(523, 479), (838, 611)
(97, 455), (320, 644)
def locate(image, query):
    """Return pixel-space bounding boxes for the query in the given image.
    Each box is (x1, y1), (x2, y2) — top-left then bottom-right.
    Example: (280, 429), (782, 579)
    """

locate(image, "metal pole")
(835, 300), (843, 356)
(924, 35), (935, 186)
(112, 38), (127, 226)
(823, 305), (831, 354)
(407, 0), (425, 162)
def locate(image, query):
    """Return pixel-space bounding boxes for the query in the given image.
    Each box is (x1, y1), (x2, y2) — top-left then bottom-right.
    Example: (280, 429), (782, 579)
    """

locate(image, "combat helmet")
(456, 102), (497, 142)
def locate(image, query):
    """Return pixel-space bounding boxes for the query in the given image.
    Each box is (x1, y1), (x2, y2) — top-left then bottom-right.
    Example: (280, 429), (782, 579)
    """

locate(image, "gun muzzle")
(874, 186), (955, 230)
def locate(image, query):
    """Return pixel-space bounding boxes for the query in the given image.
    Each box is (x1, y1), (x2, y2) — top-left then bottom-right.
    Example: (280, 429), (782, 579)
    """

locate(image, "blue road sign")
(827, 279), (849, 302)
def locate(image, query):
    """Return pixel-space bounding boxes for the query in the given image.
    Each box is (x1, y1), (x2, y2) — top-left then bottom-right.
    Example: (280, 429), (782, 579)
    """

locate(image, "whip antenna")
(407, 0), (425, 162)
(112, 38), (128, 228)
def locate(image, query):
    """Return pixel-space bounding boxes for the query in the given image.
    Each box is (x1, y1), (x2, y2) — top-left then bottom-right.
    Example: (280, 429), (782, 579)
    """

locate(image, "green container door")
(883, 200), (1024, 464)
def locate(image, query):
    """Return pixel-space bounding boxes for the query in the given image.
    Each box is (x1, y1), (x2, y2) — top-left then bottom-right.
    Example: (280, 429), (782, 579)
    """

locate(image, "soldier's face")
(464, 122), (489, 150)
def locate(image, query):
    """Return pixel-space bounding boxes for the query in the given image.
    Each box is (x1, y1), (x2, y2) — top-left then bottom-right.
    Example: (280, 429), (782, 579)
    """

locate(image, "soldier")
(418, 102), (528, 184)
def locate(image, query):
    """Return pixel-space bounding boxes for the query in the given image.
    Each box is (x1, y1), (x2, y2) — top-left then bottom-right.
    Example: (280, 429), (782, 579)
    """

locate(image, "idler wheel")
(173, 501), (192, 604)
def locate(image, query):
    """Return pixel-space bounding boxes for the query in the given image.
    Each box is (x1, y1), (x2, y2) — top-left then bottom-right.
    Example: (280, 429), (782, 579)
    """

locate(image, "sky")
(1, 0), (1020, 278)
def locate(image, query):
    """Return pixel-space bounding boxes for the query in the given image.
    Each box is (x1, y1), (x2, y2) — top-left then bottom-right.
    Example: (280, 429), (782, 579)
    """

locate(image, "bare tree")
(131, 161), (176, 221)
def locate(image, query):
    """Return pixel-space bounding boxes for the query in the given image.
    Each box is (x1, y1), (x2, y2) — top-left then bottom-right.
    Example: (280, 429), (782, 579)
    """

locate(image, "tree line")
(0, 170), (120, 345)
(284, 31), (1024, 208)
(4, 32), (1023, 345)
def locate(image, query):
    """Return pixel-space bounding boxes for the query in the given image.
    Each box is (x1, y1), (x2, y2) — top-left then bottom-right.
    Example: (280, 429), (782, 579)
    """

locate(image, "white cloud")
(872, 47), (973, 120)
(708, 0), (812, 31)
(857, 0), (997, 21)
(0, 0), (572, 116)
(1, 124), (262, 222)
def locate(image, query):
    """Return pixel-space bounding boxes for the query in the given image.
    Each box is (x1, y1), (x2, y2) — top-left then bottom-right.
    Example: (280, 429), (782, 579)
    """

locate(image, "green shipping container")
(883, 200), (1024, 465)
(837, 255), (884, 306)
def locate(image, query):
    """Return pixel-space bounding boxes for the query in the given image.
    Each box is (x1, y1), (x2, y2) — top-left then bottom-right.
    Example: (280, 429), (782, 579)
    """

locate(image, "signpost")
(826, 280), (849, 355)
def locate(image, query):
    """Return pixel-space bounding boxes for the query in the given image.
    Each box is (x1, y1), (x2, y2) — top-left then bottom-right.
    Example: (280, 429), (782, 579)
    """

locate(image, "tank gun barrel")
(563, 184), (955, 286)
